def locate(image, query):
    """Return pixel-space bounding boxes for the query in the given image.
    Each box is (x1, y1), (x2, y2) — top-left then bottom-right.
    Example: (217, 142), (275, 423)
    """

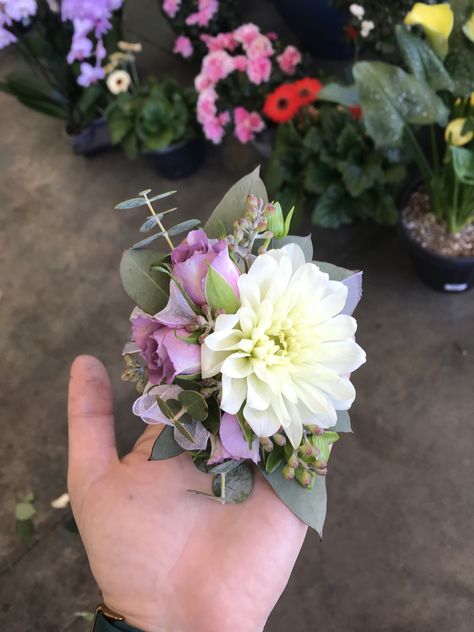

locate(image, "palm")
(68, 357), (306, 632)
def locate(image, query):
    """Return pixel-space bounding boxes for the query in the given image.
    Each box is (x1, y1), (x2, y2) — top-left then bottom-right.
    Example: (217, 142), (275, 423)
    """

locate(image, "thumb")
(68, 355), (118, 501)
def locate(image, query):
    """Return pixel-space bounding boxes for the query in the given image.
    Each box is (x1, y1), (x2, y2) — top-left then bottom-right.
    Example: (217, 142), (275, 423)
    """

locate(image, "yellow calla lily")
(404, 3), (454, 59)
(463, 12), (474, 43)
(445, 118), (474, 146)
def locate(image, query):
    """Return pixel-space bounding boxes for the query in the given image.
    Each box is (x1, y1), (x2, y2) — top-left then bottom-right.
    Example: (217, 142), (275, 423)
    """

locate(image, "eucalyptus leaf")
(204, 396), (221, 434)
(273, 234), (314, 262)
(209, 459), (243, 474)
(167, 219), (201, 236)
(178, 390), (208, 422)
(132, 231), (168, 249)
(115, 190), (176, 210)
(205, 266), (240, 314)
(259, 466), (327, 536)
(139, 208), (178, 233)
(205, 167), (268, 238)
(212, 461), (253, 503)
(149, 426), (184, 461)
(120, 249), (170, 314)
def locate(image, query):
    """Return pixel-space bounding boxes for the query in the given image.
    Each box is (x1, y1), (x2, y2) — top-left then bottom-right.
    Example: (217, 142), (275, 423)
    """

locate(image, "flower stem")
(143, 194), (174, 250)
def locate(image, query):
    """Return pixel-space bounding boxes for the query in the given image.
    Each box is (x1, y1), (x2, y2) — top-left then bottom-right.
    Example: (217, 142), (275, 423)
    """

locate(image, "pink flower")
(234, 107), (265, 144)
(245, 34), (274, 59)
(203, 119), (226, 144)
(233, 23), (260, 47)
(208, 414), (260, 464)
(247, 56), (272, 85)
(171, 229), (240, 304)
(277, 45), (302, 75)
(195, 72), (213, 91)
(233, 54), (247, 72)
(197, 89), (218, 122)
(201, 32), (237, 52)
(131, 314), (201, 385)
(202, 50), (235, 83)
(162, 0), (181, 18)
(173, 35), (193, 58)
(185, 0), (218, 27)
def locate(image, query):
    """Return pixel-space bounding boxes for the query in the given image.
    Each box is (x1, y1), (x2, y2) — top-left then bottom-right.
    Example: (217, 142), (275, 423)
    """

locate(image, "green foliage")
(204, 167), (268, 238)
(149, 426), (184, 461)
(353, 61), (449, 147)
(266, 107), (405, 228)
(211, 462), (253, 503)
(120, 249), (171, 314)
(105, 78), (197, 158)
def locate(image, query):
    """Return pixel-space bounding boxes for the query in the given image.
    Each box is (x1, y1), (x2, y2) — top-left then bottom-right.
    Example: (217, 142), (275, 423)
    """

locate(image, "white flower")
(361, 19), (375, 37)
(106, 69), (131, 94)
(202, 244), (366, 448)
(349, 3), (365, 20)
(118, 41), (142, 53)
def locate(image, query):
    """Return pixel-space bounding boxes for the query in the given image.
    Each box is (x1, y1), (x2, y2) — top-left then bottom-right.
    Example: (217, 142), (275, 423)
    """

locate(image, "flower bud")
(260, 437), (274, 452)
(287, 452), (299, 469)
(273, 433), (287, 447)
(295, 465), (315, 489)
(306, 424), (324, 435)
(282, 465), (295, 480)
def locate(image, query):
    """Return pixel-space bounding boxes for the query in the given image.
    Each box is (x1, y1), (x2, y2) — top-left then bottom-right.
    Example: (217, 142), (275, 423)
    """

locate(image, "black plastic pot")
(68, 117), (112, 156)
(399, 218), (474, 293)
(146, 138), (205, 179)
(272, 0), (353, 60)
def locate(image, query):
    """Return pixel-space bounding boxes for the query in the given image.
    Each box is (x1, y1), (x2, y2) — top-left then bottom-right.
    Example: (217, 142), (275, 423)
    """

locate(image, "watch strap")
(90, 605), (144, 632)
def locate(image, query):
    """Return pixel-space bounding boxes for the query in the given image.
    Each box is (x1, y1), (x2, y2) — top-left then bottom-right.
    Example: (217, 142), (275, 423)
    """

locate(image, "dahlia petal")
(214, 312), (240, 332)
(221, 374), (247, 414)
(204, 329), (243, 351)
(201, 344), (228, 378)
(243, 404), (281, 438)
(315, 314), (357, 341)
(246, 373), (272, 410)
(221, 353), (252, 378)
(316, 340), (366, 373)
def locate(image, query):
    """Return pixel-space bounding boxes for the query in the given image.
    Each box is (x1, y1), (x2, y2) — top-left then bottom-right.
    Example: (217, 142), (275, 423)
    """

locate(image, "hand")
(68, 356), (307, 632)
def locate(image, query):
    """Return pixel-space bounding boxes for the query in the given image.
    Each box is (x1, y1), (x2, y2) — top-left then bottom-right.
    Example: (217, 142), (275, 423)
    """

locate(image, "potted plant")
(264, 79), (406, 227)
(104, 47), (203, 178)
(319, 1), (474, 291)
(272, 0), (353, 60)
(0, 0), (124, 155)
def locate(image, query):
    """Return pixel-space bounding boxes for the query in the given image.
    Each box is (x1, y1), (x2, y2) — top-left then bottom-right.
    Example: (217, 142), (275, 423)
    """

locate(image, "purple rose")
(131, 313), (200, 385)
(171, 229), (240, 305)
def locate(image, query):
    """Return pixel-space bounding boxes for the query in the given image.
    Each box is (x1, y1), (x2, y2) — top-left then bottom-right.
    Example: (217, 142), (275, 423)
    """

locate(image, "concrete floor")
(1, 3), (473, 631)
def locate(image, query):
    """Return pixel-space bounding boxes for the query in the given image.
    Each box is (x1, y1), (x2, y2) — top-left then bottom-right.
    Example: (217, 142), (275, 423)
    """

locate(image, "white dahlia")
(201, 244), (366, 448)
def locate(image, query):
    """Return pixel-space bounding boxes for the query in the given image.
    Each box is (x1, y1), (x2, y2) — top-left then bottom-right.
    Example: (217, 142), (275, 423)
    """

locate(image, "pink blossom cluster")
(162, 0), (217, 27)
(0, 0), (37, 50)
(195, 23), (291, 144)
(173, 34), (193, 58)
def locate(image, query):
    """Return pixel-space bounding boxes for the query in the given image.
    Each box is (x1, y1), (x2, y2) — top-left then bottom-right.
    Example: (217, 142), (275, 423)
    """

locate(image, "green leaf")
(139, 209), (178, 232)
(178, 390), (208, 422)
(149, 426), (184, 461)
(353, 61), (449, 147)
(259, 467), (327, 536)
(312, 186), (354, 228)
(15, 502), (36, 521)
(212, 461), (253, 503)
(167, 219), (201, 236)
(204, 167), (268, 238)
(236, 408), (255, 449)
(204, 396), (221, 434)
(120, 249), (170, 314)
(333, 410), (353, 433)
(272, 234), (314, 262)
(205, 266), (239, 314)
(395, 25), (454, 92)
(314, 431), (339, 462)
(318, 83), (359, 107)
(265, 447), (284, 474)
(451, 146), (474, 184)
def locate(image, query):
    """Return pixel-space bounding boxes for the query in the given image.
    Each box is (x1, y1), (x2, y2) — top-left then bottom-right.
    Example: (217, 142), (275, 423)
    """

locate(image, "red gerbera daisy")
(348, 105), (363, 120)
(263, 83), (300, 123)
(293, 78), (323, 107)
